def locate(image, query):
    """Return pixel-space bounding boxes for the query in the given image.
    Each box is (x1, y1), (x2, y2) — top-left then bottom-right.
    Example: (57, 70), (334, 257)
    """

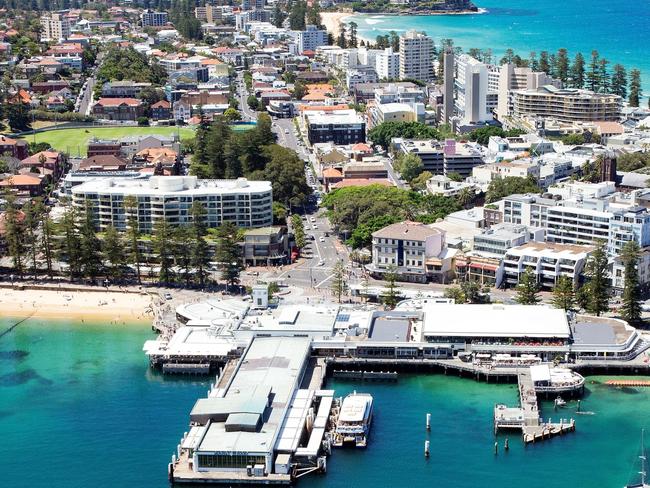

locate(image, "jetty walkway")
(494, 369), (576, 444)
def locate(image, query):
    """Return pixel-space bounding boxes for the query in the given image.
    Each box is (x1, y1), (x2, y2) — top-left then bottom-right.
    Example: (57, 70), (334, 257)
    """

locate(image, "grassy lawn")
(20, 126), (196, 157)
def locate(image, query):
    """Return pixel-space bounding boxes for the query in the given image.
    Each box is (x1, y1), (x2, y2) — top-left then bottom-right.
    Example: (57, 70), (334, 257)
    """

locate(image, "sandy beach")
(320, 11), (351, 38)
(0, 288), (154, 324)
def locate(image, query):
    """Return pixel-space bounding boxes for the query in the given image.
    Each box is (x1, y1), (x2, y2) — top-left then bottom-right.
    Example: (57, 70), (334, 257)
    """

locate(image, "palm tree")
(456, 187), (475, 208)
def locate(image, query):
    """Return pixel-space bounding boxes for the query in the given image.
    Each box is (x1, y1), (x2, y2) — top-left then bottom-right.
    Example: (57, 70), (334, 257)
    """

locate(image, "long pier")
(494, 369), (576, 444)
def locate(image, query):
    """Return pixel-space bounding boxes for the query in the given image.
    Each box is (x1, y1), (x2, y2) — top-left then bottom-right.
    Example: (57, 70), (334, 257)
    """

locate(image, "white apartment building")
(141, 10), (169, 27)
(368, 102), (424, 129)
(426, 175), (479, 198)
(472, 161), (540, 185)
(346, 66), (378, 90)
(369, 221), (453, 283)
(502, 241), (594, 289)
(473, 223), (544, 258)
(296, 25), (328, 54)
(511, 86), (622, 123)
(71, 176), (273, 233)
(40, 13), (70, 42)
(454, 54), (494, 125)
(499, 184), (650, 254)
(612, 248), (650, 294)
(375, 48), (400, 80)
(496, 63), (560, 120)
(374, 83), (425, 104)
(399, 30), (434, 82)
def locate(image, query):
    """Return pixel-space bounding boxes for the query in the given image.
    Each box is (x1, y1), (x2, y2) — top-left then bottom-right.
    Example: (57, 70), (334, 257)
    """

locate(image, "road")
(237, 72), (257, 121)
(383, 154), (407, 189)
(257, 211), (349, 291)
(272, 117), (311, 160)
(77, 75), (95, 116)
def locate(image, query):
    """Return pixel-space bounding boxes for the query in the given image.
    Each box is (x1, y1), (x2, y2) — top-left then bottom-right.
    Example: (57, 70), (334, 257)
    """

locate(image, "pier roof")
(419, 304), (570, 338)
(196, 337), (311, 455)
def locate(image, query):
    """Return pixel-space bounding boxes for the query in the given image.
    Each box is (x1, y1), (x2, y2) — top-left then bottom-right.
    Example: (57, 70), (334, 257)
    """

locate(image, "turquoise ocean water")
(2, 316), (650, 488)
(351, 0), (650, 94)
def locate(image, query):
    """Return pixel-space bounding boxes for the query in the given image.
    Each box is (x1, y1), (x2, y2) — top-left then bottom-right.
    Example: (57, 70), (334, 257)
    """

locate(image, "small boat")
(333, 392), (373, 448)
(554, 396), (567, 408)
(625, 429), (649, 488)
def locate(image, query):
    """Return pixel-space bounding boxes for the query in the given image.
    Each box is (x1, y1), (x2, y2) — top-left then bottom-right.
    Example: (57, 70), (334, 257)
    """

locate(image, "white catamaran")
(626, 429), (649, 488)
(333, 392), (373, 448)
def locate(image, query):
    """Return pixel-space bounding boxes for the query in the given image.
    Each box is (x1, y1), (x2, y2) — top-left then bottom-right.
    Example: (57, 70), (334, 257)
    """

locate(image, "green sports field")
(20, 126), (198, 157)
(20, 126), (195, 157)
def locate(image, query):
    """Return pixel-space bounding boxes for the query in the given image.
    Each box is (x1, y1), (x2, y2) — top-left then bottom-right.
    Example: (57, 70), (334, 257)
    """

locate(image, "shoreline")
(0, 288), (154, 324)
(321, 8), (487, 42)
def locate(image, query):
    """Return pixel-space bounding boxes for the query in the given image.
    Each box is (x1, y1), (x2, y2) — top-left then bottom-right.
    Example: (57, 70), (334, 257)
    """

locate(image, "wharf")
(494, 369), (576, 444)
(162, 363), (211, 375)
(332, 370), (398, 381)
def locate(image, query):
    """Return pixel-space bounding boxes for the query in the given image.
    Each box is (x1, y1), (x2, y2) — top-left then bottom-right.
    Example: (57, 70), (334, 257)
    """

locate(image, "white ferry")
(333, 392), (373, 448)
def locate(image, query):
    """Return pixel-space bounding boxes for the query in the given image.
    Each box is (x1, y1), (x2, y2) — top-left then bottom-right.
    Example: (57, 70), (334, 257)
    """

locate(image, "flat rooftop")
(197, 336), (311, 454)
(572, 316), (633, 345)
(415, 304), (571, 338)
(369, 315), (411, 342)
(71, 176), (272, 196)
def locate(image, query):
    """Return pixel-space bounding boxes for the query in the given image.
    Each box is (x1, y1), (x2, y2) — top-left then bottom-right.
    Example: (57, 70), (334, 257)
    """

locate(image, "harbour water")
(351, 0), (650, 93)
(1, 316), (649, 487)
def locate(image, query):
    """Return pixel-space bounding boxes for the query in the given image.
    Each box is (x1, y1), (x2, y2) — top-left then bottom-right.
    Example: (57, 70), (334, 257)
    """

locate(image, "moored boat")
(333, 392), (373, 448)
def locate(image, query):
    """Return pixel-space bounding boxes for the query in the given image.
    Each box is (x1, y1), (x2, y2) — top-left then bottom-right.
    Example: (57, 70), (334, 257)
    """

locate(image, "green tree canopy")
(485, 176), (540, 203)
(368, 121), (440, 150)
(620, 240), (642, 325)
(515, 267), (541, 305)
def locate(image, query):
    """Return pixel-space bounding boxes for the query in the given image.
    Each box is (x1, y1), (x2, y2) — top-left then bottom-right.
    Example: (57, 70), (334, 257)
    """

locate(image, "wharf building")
(145, 299), (650, 376)
(147, 296), (650, 483)
(71, 176), (273, 232)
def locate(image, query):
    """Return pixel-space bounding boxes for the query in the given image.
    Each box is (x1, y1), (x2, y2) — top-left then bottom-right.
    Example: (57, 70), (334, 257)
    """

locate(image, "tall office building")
(454, 53), (494, 125)
(399, 30), (434, 83)
(442, 48), (455, 124)
(40, 13), (71, 42)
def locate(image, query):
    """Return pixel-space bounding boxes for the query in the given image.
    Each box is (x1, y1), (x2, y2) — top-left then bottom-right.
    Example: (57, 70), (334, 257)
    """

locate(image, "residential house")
(151, 100), (171, 121)
(92, 98), (145, 121)
(0, 136), (28, 160)
(78, 155), (128, 172)
(0, 174), (46, 196)
(19, 151), (65, 181)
